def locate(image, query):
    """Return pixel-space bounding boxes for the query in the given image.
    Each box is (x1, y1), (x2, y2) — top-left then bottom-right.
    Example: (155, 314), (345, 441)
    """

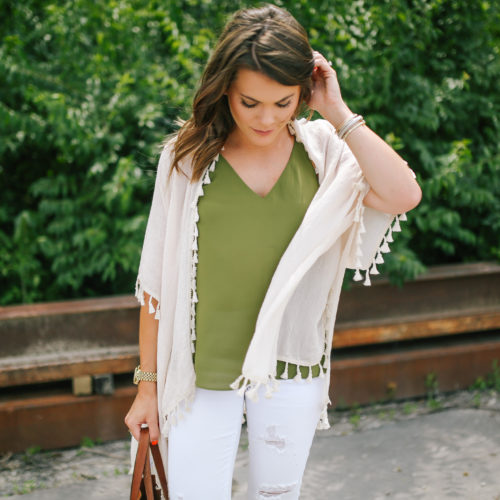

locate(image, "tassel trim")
(352, 212), (408, 287)
(160, 389), (196, 437)
(135, 278), (161, 319)
(189, 156), (218, 354)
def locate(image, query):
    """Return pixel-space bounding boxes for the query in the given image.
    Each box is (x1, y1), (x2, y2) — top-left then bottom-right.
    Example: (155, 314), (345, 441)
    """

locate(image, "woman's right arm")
(124, 291), (160, 443)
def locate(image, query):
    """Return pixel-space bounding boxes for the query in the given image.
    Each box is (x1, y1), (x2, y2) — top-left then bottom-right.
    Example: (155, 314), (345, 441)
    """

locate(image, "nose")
(258, 107), (276, 128)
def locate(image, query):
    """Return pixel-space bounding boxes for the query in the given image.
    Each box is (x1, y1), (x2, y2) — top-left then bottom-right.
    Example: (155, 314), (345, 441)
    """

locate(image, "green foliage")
(1, 0), (499, 304)
(470, 360), (500, 392)
(425, 371), (442, 410)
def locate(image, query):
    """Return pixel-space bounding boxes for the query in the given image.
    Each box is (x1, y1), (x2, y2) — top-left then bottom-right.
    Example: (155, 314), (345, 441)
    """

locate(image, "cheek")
(228, 99), (251, 123)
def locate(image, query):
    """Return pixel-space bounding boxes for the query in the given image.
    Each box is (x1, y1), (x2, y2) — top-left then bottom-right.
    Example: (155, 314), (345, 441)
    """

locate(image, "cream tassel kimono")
(131, 117), (405, 471)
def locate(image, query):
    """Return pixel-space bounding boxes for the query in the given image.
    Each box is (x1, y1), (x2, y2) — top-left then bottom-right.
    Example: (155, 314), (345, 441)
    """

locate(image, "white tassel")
(306, 366), (313, 383)
(202, 172), (211, 184)
(154, 303), (161, 320)
(370, 263), (379, 275)
(246, 383), (260, 402)
(148, 295), (155, 314)
(230, 375), (244, 391)
(353, 268), (363, 281)
(319, 366), (325, 378)
(400, 212), (407, 221)
(138, 287), (145, 306)
(375, 251), (384, 264)
(386, 227), (394, 243)
(363, 270), (371, 286)
(190, 342), (195, 353)
(380, 238), (391, 253)
(393, 216), (401, 232)
(317, 408), (330, 430)
(192, 289), (198, 303)
(280, 362), (289, 379)
(294, 370), (302, 382)
(359, 218), (366, 234)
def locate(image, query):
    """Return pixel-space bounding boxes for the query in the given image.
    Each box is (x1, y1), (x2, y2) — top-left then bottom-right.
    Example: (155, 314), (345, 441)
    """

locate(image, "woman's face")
(225, 68), (301, 148)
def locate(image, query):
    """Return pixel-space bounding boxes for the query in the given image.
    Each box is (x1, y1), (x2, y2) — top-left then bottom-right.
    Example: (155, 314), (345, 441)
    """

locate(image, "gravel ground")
(1, 389), (499, 498)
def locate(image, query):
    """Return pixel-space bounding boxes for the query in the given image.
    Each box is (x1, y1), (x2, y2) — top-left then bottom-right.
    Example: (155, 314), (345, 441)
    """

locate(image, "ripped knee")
(257, 482), (298, 498)
(262, 426), (286, 452)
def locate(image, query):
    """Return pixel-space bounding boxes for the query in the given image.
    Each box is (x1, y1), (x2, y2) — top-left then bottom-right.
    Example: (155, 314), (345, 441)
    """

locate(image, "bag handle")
(130, 426), (169, 500)
(151, 441), (169, 498)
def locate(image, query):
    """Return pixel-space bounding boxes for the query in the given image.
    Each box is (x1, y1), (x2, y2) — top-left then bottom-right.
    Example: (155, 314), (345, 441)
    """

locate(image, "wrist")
(323, 102), (352, 130)
(137, 381), (157, 396)
(133, 365), (157, 385)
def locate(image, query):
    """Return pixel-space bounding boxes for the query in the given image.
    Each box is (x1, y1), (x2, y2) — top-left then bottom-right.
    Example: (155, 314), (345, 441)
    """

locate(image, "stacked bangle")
(336, 114), (366, 141)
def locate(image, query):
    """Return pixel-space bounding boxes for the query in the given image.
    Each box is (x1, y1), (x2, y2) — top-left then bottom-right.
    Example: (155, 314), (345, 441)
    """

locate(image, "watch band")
(133, 365), (157, 384)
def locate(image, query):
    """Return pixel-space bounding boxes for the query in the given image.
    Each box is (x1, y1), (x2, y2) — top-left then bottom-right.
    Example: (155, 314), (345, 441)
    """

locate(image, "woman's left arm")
(309, 51), (422, 215)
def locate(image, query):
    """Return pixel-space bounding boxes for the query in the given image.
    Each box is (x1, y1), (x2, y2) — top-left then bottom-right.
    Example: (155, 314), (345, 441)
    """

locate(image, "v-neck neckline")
(220, 140), (297, 200)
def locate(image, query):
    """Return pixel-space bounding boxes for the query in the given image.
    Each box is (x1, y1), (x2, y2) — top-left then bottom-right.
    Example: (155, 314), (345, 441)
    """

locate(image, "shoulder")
(292, 117), (336, 142)
(158, 134), (193, 182)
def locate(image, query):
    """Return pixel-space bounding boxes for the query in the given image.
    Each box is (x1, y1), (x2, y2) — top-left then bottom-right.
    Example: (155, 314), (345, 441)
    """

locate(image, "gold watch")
(133, 365), (157, 385)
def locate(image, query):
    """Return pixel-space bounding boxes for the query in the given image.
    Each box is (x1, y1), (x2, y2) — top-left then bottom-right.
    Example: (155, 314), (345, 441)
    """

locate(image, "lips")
(253, 128), (273, 135)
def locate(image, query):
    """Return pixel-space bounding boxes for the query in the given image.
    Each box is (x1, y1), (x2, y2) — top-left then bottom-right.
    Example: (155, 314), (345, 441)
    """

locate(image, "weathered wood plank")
(0, 386), (136, 453)
(330, 337), (500, 407)
(333, 310), (500, 348)
(0, 346), (139, 387)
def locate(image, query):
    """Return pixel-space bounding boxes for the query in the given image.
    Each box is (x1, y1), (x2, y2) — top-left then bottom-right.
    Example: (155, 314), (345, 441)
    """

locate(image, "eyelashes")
(241, 100), (291, 109)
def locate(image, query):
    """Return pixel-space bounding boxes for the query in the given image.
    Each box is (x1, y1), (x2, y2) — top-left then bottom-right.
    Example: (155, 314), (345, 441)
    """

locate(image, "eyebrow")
(240, 93), (294, 103)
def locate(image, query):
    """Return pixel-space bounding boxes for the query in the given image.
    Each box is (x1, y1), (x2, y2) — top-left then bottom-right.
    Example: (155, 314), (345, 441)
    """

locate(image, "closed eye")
(241, 100), (292, 108)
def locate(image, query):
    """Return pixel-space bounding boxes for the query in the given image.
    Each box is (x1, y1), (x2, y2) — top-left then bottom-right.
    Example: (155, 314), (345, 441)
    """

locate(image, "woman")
(125, 4), (421, 499)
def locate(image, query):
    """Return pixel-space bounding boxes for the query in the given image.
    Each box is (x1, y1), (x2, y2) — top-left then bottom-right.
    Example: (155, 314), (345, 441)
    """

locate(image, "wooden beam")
(333, 310), (500, 348)
(0, 346), (139, 387)
(0, 386), (136, 453)
(330, 337), (500, 407)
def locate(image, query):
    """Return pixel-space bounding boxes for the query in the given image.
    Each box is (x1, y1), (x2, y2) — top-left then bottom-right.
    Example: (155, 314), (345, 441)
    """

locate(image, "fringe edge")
(189, 156), (218, 353)
(229, 361), (329, 403)
(135, 278), (161, 320)
(352, 190), (407, 287)
(160, 389), (196, 437)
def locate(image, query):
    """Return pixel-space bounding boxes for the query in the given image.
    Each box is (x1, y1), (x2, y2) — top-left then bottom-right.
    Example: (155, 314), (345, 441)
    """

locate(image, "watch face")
(133, 367), (139, 385)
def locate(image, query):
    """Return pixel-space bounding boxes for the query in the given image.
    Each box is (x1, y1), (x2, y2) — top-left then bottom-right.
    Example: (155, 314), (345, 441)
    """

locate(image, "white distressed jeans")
(167, 377), (325, 500)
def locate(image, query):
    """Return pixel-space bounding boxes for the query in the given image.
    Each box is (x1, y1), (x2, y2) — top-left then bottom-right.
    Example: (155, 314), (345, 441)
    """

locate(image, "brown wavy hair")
(168, 4), (315, 183)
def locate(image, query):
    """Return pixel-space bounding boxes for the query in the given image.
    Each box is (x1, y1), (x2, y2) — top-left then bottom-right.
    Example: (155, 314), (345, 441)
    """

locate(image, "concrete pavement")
(5, 407), (500, 499)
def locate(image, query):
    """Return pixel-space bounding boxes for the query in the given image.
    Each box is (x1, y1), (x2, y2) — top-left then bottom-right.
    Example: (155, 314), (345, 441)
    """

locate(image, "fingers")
(148, 419), (160, 444)
(312, 50), (334, 73)
(127, 422), (142, 442)
(124, 415), (160, 444)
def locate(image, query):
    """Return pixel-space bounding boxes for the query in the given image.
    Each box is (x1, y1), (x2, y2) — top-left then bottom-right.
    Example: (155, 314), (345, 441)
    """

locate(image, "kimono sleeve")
(342, 143), (409, 286)
(134, 145), (173, 318)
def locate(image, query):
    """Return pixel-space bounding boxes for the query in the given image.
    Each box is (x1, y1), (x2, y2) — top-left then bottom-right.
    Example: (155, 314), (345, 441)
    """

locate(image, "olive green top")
(194, 139), (321, 390)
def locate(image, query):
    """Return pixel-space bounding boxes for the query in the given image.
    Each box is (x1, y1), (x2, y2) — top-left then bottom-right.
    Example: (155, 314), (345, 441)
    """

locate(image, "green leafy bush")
(1, 0), (499, 304)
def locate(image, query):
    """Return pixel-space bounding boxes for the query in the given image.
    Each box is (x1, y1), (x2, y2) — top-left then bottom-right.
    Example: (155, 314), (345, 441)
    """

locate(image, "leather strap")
(151, 442), (169, 499)
(130, 427), (150, 499)
(143, 447), (154, 499)
(130, 427), (169, 500)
